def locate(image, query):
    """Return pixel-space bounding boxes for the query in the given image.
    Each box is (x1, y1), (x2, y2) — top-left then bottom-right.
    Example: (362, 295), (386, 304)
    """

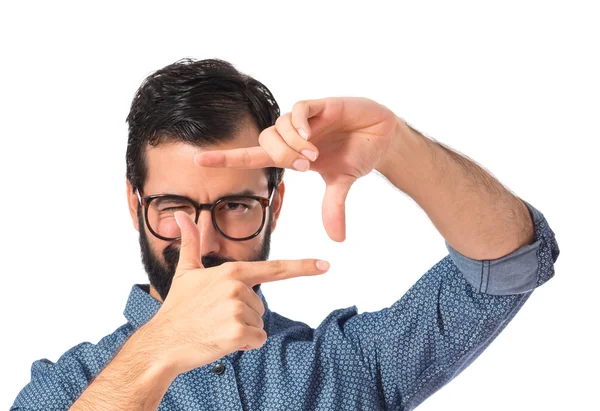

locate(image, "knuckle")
(274, 115), (284, 128)
(292, 101), (306, 112)
(223, 261), (239, 277)
(263, 125), (277, 136)
(258, 131), (268, 145)
(269, 259), (283, 273)
(275, 112), (290, 127)
(228, 281), (247, 299)
(231, 324), (246, 342)
(231, 300), (246, 317)
(242, 149), (253, 167)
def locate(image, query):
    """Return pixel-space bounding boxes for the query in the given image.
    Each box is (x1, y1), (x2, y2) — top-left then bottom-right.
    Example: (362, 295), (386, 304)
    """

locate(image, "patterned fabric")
(11, 198), (559, 410)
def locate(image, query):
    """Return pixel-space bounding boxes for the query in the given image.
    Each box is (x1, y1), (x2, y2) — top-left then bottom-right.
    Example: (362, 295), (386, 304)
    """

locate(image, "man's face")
(127, 121), (284, 302)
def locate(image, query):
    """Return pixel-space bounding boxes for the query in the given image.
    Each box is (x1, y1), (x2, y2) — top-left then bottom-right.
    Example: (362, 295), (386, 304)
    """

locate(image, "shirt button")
(213, 363), (225, 375)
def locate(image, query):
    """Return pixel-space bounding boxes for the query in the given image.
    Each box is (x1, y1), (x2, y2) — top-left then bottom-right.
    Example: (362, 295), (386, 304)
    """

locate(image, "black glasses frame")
(136, 187), (275, 242)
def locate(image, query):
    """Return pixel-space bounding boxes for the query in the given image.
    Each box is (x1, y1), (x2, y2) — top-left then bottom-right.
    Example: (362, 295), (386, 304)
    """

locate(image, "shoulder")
(11, 322), (135, 410)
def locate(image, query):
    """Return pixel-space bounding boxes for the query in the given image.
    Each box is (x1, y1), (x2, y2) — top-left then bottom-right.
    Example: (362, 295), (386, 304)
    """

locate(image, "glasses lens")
(146, 196), (265, 240)
(147, 197), (196, 240)
(214, 197), (264, 239)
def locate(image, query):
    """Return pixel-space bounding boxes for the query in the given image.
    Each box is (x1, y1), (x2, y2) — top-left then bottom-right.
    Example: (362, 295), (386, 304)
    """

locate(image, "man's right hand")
(145, 211), (330, 376)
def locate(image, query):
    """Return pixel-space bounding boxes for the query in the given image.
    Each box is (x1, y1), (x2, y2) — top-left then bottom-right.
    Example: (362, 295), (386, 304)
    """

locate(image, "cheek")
(226, 234), (264, 259)
(145, 226), (173, 256)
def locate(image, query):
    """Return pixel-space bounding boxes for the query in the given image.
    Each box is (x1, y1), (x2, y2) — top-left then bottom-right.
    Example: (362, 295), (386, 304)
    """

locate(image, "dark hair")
(125, 58), (285, 196)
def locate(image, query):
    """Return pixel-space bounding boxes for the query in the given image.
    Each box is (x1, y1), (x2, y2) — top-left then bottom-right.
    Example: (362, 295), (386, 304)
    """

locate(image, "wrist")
(70, 320), (180, 410)
(132, 318), (182, 381)
(376, 117), (434, 197)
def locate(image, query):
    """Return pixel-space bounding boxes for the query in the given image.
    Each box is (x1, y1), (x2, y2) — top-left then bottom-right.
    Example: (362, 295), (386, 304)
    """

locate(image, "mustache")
(163, 244), (236, 270)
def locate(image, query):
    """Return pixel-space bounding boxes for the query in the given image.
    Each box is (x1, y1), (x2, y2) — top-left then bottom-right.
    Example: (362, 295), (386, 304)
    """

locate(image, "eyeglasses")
(136, 187), (275, 242)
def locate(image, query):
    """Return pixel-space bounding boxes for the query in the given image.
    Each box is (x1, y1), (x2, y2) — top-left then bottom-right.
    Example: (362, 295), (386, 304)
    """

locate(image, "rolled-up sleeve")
(445, 197), (557, 295)
(337, 198), (559, 410)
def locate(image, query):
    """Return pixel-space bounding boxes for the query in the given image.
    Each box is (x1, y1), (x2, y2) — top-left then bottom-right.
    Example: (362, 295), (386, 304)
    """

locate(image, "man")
(11, 58), (560, 410)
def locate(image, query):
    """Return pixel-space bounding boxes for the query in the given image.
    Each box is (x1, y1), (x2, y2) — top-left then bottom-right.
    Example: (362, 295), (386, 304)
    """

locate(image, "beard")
(137, 204), (273, 301)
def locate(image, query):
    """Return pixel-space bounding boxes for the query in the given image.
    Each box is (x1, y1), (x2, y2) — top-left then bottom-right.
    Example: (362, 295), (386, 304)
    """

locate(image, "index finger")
(232, 259), (330, 286)
(194, 146), (274, 169)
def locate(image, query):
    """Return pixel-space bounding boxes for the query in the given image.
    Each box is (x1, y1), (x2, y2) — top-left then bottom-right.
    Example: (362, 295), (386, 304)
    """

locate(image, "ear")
(126, 180), (140, 231)
(269, 180), (285, 233)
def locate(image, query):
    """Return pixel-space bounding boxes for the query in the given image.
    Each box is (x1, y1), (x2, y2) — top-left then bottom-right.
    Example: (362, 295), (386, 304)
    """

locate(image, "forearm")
(69, 321), (178, 411)
(376, 118), (535, 261)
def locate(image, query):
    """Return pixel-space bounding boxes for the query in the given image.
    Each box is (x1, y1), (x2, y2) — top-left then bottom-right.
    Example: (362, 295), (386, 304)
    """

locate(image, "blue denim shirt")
(11, 199), (559, 410)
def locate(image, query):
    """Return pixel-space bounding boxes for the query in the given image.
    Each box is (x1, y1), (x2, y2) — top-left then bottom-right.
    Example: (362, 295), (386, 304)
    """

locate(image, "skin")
(125, 119), (286, 303)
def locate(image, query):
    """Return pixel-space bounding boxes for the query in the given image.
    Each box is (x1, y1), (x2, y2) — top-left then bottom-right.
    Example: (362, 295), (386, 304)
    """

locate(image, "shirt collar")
(124, 283), (272, 332)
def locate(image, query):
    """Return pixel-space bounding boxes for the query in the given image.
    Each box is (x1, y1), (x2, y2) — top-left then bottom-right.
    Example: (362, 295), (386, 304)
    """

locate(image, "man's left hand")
(193, 97), (400, 242)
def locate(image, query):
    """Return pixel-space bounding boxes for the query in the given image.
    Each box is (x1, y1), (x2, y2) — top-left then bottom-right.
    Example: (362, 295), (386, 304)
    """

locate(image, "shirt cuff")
(445, 198), (556, 295)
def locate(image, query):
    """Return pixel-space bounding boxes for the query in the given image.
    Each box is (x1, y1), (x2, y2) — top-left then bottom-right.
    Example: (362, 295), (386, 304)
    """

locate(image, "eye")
(151, 198), (195, 214)
(163, 206), (190, 212)
(224, 202), (249, 211)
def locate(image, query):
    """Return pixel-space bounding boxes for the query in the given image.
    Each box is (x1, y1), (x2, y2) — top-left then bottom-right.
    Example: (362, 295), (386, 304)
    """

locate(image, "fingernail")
(316, 260), (330, 270)
(298, 128), (308, 139)
(292, 158), (310, 171)
(301, 149), (317, 161)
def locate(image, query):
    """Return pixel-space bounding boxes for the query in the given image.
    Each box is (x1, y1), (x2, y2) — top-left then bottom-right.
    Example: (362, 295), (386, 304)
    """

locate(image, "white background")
(1, 1), (598, 410)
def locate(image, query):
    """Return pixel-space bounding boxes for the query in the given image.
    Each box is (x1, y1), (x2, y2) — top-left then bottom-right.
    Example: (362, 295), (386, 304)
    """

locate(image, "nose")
(196, 210), (221, 256)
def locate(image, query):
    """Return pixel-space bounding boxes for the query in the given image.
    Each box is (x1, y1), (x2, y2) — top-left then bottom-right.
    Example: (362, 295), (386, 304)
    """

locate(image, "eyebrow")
(148, 188), (266, 200)
(176, 189), (263, 199)
(222, 189), (262, 197)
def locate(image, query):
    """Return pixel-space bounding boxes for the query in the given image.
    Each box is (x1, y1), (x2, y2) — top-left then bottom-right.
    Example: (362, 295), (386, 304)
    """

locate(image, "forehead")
(143, 123), (269, 200)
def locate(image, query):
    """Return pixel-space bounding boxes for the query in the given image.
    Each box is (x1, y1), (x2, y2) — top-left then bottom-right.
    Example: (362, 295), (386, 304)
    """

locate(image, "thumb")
(174, 211), (204, 270)
(322, 176), (354, 243)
